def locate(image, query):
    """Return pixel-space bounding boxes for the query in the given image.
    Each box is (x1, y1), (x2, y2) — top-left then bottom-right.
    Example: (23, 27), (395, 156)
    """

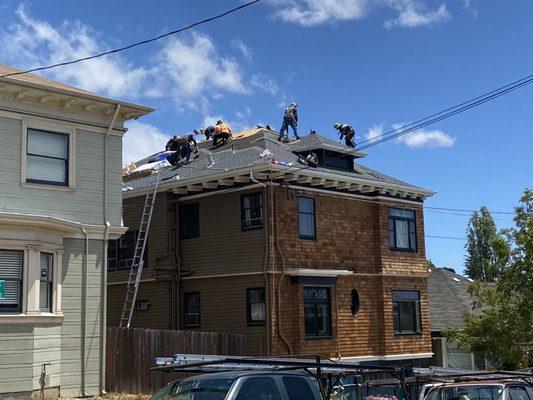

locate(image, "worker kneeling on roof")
(334, 123), (356, 148)
(212, 120), (232, 147)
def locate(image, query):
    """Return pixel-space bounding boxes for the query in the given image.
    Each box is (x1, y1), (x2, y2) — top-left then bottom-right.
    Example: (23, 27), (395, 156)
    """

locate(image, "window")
(282, 377), (316, 400)
(39, 253), (53, 312)
(298, 197), (316, 239)
(509, 387), (530, 400)
(388, 208), (417, 252)
(241, 193), (263, 230)
(304, 287), (332, 338)
(179, 203), (200, 239)
(162, 379), (234, 400)
(351, 289), (360, 317)
(184, 292), (200, 328)
(135, 299), (151, 311)
(324, 151), (354, 171)
(236, 378), (281, 400)
(0, 250), (23, 312)
(107, 230), (148, 270)
(246, 288), (266, 325)
(392, 290), (421, 334)
(26, 128), (69, 186)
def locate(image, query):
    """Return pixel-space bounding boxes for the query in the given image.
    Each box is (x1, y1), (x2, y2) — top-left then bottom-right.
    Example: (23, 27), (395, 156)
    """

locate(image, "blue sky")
(1, 0), (531, 272)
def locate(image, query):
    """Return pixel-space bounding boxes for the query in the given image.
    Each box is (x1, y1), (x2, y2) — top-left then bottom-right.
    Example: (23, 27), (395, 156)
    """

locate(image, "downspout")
(100, 104), (121, 395)
(80, 226), (89, 397)
(250, 171), (270, 355)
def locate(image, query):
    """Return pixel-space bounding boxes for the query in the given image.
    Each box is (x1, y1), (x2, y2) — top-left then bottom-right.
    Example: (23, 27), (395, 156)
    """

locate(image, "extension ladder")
(119, 171), (161, 328)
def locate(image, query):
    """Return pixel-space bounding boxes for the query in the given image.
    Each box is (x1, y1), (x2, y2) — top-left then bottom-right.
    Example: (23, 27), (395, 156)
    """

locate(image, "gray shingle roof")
(289, 132), (366, 158)
(428, 268), (476, 331)
(124, 129), (427, 193)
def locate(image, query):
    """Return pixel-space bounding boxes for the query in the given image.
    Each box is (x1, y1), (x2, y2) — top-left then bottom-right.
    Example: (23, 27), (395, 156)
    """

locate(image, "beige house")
(0, 65), (153, 397)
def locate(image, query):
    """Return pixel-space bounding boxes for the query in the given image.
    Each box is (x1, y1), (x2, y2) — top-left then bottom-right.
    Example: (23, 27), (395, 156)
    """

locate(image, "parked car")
(150, 370), (323, 400)
(422, 381), (532, 400)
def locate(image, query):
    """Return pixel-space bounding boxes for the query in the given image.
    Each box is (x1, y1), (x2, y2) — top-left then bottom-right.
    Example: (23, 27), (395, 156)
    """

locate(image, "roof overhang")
(286, 269), (354, 278)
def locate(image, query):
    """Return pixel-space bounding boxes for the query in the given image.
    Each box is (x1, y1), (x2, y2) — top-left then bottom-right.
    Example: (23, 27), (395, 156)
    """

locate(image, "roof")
(0, 64), (154, 114)
(290, 132), (367, 158)
(428, 268), (475, 331)
(124, 129), (431, 199)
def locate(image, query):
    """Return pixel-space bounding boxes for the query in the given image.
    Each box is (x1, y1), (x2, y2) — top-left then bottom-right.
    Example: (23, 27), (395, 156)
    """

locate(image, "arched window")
(351, 289), (360, 317)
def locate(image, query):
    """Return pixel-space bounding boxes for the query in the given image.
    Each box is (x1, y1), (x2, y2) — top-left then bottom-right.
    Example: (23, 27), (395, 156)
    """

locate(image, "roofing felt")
(428, 268), (476, 331)
(124, 129), (426, 192)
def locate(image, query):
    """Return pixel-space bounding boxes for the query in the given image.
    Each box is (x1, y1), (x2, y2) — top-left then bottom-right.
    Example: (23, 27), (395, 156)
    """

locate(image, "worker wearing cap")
(279, 102), (299, 141)
(334, 123), (356, 148)
(213, 120), (232, 147)
(165, 135), (181, 152)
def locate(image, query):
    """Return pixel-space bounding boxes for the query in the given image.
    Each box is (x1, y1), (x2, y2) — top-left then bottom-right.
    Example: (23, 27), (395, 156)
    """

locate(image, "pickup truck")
(150, 370), (324, 400)
(421, 381), (533, 400)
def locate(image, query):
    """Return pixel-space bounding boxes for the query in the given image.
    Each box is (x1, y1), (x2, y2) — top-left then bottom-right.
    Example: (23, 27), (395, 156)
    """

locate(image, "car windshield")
(441, 385), (504, 400)
(151, 379), (235, 400)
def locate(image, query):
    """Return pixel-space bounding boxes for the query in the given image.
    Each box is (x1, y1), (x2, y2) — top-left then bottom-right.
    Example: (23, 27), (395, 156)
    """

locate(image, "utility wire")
(425, 235), (467, 241)
(0, 0), (261, 79)
(425, 206), (514, 215)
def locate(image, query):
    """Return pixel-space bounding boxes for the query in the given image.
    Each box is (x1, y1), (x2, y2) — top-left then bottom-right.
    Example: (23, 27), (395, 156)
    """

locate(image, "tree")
(427, 259), (437, 269)
(446, 189), (533, 369)
(464, 206), (504, 282)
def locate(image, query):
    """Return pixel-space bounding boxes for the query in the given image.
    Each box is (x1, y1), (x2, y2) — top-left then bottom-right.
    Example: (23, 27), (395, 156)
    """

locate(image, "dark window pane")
(0, 250), (23, 312)
(509, 388), (530, 400)
(351, 289), (360, 316)
(298, 197), (316, 239)
(282, 377), (315, 400)
(236, 378), (281, 400)
(304, 303), (316, 336)
(388, 208), (417, 252)
(392, 290), (421, 334)
(246, 288), (266, 324)
(180, 203), (200, 239)
(392, 302), (400, 332)
(241, 193), (263, 230)
(184, 292), (200, 328)
(304, 287), (332, 337)
(170, 379), (234, 400)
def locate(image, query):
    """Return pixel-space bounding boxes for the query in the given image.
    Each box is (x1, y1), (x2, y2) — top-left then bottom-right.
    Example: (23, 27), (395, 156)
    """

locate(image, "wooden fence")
(105, 327), (246, 394)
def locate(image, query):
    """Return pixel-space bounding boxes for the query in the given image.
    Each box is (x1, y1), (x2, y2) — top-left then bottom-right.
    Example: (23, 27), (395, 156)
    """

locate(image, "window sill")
(389, 247), (417, 253)
(21, 181), (75, 191)
(305, 335), (333, 341)
(241, 226), (264, 232)
(393, 331), (422, 337)
(0, 313), (64, 324)
(247, 321), (266, 327)
(299, 236), (317, 241)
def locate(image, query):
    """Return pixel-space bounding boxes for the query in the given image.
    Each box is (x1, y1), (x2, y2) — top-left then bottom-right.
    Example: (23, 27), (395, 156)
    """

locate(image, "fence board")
(106, 327), (245, 394)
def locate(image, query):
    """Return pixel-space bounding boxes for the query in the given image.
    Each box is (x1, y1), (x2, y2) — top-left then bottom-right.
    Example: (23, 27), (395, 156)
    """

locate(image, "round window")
(351, 289), (360, 317)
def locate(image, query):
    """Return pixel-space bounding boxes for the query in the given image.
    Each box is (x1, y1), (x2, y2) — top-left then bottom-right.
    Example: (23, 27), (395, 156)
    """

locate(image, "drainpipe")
(250, 171), (270, 355)
(99, 104), (121, 394)
(81, 226), (89, 397)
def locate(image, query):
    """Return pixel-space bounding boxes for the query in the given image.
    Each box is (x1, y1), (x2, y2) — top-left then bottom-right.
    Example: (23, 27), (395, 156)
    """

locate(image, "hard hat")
(216, 120), (223, 125)
(333, 123), (340, 129)
(290, 102), (297, 107)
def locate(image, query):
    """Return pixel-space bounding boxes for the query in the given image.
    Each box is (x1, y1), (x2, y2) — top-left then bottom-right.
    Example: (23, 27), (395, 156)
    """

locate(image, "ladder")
(119, 171), (161, 328)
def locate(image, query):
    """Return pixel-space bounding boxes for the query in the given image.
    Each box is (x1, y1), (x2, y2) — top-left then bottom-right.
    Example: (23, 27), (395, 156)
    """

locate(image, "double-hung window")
(304, 287), (332, 338)
(241, 193), (263, 230)
(26, 129), (69, 186)
(107, 230), (148, 270)
(246, 288), (265, 326)
(298, 197), (316, 239)
(179, 203), (200, 239)
(392, 290), (421, 334)
(0, 250), (23, 312)
(39, 253), (53, 312)
(184, 292), (200, 328)
(388, 208), (417, 252)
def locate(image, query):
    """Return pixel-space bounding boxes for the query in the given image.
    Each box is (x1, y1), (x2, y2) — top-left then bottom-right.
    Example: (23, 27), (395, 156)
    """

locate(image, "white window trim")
(20, 118), (77, 191)
(0, 240), (63, 324)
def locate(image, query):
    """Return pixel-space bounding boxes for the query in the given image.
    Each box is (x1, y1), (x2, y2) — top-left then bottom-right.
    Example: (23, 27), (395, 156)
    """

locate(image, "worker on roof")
(199, 126), (215, 141)
(213, 120), (232, 147)
(278, 102), (299, 142)
(334, 123), (356, 148)
(165, 135), (181, 152)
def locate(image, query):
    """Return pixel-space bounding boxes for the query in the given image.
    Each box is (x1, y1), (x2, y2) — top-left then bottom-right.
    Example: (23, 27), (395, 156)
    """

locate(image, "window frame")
(246, 287), (266, 326)
(388, 207), (417, 253)
(39, 252), (54, 312)
(298, 196), (317, 240)
(21, 120), (76, 190)
(391, 290), (422, 335)
(241, 192), (263, 231)
(303, 286), (333, 339)
(0, 249), (24, 313)
(179, 203), (200, 240)
(183, 292), (201, 329)
(107, 230), (148, 270)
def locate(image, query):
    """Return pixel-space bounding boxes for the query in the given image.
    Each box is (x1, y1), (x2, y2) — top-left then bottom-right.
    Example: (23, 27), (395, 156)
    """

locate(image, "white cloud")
(268, 0), (368, 27)
(123, 121), (168, 163)
(384, 1), (451, 29)
(150, 33), (247, 111)
(0, 4), (147, 98)
(231, 39), (253, 62)
(394, 124), (455, 148)
(251, 73), (279, 96)
(366, 124), (384, 141)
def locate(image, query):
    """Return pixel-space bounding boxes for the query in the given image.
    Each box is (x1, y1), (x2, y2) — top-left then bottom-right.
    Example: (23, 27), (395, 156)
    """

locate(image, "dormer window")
(324, 151), (353, 171)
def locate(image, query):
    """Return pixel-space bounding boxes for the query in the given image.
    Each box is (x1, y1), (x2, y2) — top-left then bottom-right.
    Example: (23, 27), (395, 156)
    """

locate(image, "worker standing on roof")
(213, 120), (232, 147)
(278, 102), (299, 141)
(334, 123), (356, 148)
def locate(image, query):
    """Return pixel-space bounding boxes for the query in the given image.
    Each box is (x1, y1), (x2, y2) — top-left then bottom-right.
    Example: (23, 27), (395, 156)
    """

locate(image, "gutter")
(99, 104), (120, 395)
(80, 226), (89, 397)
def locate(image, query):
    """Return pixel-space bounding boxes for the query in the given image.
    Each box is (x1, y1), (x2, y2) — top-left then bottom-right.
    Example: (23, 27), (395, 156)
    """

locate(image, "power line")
(425, 235), (467, 241)
(425, 206), (514, 215)
(0, 0), (261, 79)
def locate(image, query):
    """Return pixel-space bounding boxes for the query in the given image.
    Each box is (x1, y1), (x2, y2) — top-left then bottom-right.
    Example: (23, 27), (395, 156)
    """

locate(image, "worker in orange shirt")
(213, 120), (232, 147)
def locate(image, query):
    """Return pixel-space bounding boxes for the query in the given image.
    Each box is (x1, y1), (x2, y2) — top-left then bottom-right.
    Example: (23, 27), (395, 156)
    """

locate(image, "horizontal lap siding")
(0, 324), (34, 393)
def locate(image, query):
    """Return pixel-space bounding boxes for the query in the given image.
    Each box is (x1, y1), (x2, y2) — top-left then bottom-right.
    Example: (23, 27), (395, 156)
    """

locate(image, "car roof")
(431, 381), (529, 387)
(177, 370), (312, 381)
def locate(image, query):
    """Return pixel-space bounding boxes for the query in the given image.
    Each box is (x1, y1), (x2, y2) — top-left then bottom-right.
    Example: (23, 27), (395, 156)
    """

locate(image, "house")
(425, 267), (487, 369)
(0, 65), (153, 397)
(108, 128), (435, 365)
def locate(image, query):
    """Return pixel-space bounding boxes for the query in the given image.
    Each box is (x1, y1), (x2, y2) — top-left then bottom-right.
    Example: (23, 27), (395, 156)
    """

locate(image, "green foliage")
(446, 189), (533, 370)
(464, 206), (508, 282)
(427, 259), (437, 269)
